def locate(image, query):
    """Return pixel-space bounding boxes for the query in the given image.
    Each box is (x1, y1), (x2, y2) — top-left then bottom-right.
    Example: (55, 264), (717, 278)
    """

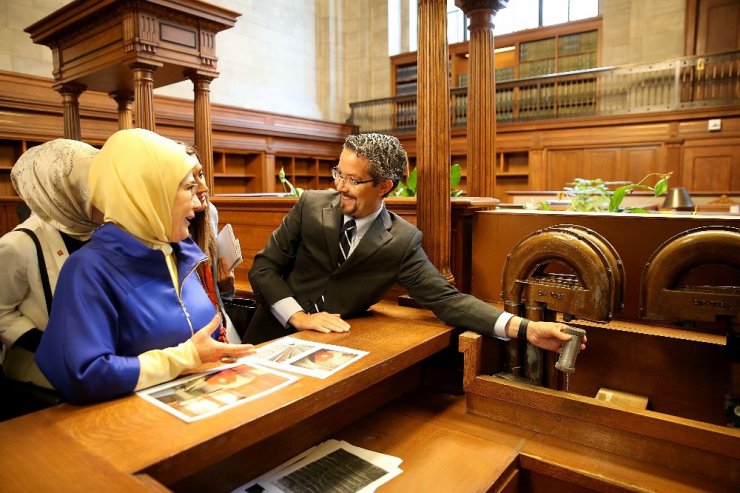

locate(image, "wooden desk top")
(0, 302), (451, 489)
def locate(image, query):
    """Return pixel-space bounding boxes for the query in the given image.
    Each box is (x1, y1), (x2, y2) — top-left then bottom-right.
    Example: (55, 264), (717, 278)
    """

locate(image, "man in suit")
(245, 133), (581, 353)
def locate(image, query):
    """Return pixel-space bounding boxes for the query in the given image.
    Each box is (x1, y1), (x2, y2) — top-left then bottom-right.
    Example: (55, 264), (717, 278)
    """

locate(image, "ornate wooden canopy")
(25, 0), (240, 187)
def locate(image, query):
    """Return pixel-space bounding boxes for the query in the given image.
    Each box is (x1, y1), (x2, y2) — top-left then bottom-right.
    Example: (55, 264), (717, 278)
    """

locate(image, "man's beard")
(340, 192), (357, 216)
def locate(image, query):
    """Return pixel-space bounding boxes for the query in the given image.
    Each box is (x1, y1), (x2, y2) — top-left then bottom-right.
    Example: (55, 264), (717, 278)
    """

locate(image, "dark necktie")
(338, 219), (356, 266)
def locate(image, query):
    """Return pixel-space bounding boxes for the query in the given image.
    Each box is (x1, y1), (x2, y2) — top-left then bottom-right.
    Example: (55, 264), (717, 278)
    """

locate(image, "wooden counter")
(4, 301), (737, 492)
(0, 302), (452, 491)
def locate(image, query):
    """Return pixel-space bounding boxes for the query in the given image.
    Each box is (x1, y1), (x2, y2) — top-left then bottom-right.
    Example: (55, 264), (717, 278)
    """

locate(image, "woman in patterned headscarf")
(35, 129), (253, 404)
(0, 139), (101, 415)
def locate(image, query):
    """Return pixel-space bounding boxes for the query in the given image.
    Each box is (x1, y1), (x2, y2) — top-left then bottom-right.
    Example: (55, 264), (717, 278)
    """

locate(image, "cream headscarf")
(11, 139), (99, 240)
(89, 128), (194, 248)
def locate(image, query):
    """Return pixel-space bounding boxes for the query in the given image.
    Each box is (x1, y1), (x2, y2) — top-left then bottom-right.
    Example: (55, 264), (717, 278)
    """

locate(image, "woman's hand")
(192, 315), (254, 363)
(288, 311), (350, 334)
(217, 256), (236, 293)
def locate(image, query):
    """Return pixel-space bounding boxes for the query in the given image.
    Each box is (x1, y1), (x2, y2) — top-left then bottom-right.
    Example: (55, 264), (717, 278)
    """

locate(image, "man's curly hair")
(343, 133), (408, 193)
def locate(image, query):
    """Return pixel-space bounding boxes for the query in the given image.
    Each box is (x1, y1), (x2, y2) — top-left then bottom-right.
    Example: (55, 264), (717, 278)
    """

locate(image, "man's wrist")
(517, 319), (529, 342)
(288, 310), (308, 328)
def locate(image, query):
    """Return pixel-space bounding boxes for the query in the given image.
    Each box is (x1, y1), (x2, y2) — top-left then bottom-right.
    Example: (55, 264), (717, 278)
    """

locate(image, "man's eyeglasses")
(331, 167), (375, 188)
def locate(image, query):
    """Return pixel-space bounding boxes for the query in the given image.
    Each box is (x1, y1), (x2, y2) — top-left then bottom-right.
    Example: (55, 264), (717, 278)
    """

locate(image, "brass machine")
(641, 225), (740, 426)
(500, 224), (624, 386)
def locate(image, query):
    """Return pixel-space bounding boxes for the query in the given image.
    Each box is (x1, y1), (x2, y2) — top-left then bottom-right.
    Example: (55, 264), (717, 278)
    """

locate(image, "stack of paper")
(217, 223), (242, 270)
(233, 439), (403, 492)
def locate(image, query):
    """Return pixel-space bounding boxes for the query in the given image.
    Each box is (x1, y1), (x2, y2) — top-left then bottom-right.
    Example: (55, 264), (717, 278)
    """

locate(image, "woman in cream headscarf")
(0, 139), (100, 415)
(36, 129), (253, 404)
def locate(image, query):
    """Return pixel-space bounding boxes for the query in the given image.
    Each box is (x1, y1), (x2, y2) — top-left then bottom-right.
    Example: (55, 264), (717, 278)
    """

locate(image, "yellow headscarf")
(89, 128), (194, 248)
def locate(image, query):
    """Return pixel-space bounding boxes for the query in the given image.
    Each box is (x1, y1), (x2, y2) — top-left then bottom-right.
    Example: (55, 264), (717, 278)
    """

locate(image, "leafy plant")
(605, 172), (670, 212)
(524, 172), (671, 213)
(279, 167), (303, 197)
(395, 163), (465, 197)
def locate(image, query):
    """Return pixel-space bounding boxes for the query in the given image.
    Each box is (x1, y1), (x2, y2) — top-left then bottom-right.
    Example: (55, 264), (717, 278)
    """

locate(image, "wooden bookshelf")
(391, 18), (602, 98)
(274, 155), (336, 192)
(212, 150), (265, 194)
(0, 138), (44, 197)
(494, 150), (530, 203)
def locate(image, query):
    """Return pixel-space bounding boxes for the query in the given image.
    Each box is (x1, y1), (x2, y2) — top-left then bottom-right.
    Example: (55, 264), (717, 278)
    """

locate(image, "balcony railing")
(348, 51), (740, 133)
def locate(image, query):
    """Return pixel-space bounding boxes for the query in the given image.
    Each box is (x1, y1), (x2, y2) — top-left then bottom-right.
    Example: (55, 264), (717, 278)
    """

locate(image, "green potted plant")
(278, 167), (303, 197)
(527, 172), (671, 213)
(394, 163), (465, 197)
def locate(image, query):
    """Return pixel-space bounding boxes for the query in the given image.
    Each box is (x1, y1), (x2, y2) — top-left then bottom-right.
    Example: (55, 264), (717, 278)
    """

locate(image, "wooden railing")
(349, 51), (740, 132)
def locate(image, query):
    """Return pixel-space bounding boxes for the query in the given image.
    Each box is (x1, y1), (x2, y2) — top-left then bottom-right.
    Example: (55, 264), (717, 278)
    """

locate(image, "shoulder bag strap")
(16, 228), (53, 315)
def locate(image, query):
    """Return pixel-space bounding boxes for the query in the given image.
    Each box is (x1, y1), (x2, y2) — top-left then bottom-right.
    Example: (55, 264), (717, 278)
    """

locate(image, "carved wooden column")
(188, 72), (215, 193)
(110, 90), (134, 130)
(417, 0), (453, 283)
(56, 82), (86, 140)
(131, 63), (158, 131)
(456, 0), (507, 198)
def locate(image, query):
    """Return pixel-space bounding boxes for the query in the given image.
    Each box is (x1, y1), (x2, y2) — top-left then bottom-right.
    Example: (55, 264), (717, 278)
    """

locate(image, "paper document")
(137, 362), (298, 422)
(248, 337), (368, 379)
(233, 439), (403, 493)
(217, 223), (243, 270)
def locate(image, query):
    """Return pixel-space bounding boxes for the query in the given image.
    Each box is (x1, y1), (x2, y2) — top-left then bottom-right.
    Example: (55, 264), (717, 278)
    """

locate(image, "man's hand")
(506, 318), (587, 353)
(192, 315), (255, 363)
(288, 311), (350, 334)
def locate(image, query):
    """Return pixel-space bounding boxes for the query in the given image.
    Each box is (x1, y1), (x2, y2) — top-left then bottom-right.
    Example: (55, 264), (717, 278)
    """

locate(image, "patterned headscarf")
(88, 128), (194, 248)
(11, 139), (99, 240)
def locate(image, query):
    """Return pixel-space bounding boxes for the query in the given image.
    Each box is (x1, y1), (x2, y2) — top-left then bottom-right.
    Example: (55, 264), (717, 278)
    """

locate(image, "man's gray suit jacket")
(245, 190), (505, 344)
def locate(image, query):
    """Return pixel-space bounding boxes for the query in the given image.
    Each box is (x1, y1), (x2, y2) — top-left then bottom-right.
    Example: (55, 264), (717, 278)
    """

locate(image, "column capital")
(184, 68), (215, 83)
(454, 0), (508, 15)
(109, 90), (134, 104)
(54, 81), (87, 96)
(128, 61), (161, 71)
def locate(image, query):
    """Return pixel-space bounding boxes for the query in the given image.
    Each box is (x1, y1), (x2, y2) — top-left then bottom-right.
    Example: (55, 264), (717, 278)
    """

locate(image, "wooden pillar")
(56, 82), (86, 140)
(110, 90), (134, 130)
(188, 72), (215, 194)
(130, 62), (158, 130)
(456, 0), (507, 198)
(417, 0), (453, 283)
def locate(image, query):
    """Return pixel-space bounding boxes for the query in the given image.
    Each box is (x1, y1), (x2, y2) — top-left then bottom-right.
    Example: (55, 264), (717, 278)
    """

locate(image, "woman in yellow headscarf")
(36, 129), (253, 403)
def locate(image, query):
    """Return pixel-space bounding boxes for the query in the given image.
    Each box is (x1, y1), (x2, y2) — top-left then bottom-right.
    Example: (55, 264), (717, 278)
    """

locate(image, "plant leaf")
(278, 167), (299, 196)
(609, 185), (630, 212)
(653, 178), (668, 196)
(450, 164), (461, 188)
(407, 168), (417, 194)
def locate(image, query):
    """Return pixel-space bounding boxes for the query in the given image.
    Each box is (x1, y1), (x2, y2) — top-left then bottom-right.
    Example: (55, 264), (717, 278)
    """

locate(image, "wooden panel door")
(622, 146), (662, 183)
(547, 146), (661, 191)
(546, 149), (584, 190)
(695, 0), (740, 55)
(585, 148), (621, 181)
(682, 144), (740, 191)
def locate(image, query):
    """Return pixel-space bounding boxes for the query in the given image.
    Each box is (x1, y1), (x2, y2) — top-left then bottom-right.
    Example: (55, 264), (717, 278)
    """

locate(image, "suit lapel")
(323, 196), (343, 267)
